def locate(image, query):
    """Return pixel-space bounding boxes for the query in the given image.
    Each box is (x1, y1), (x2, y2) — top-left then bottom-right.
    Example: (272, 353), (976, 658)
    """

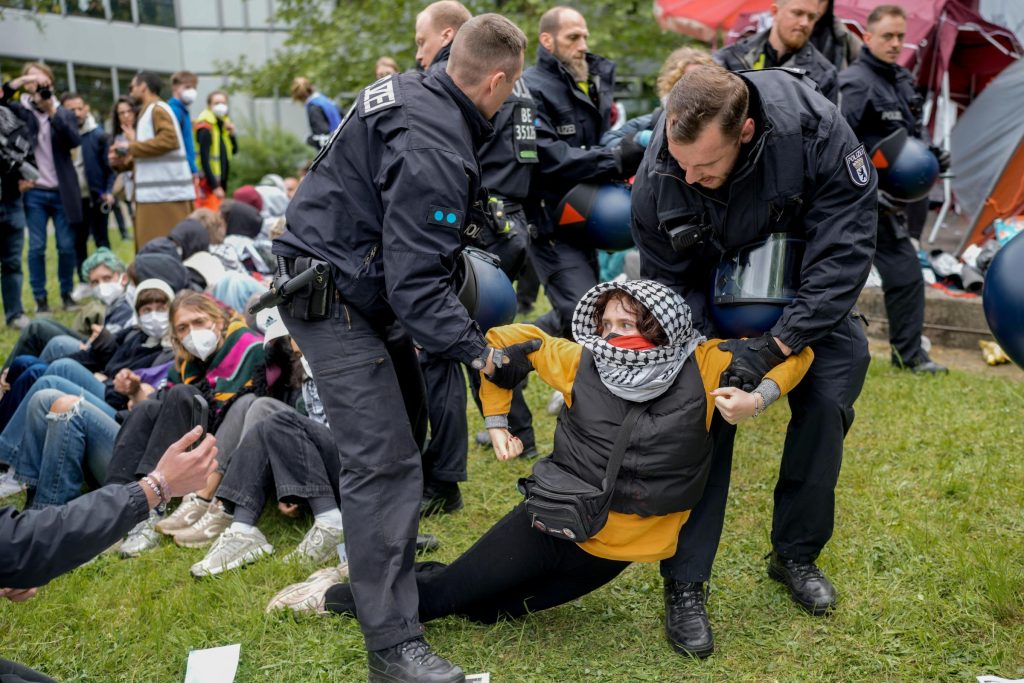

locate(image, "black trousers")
(875, 211), (927, 366)
(516, 254), (540, 312)
(105, 383), (201, 485)
(418, 351), (468, 484)
(0, 659), (58, 683)
(661, 314), (871, 581)
(329, 503), (630, 624)
(282, 301), (427, 651)
(530, 237), (599, 340)
(216, 410), (340, 519)
(73, 195), (111, 281)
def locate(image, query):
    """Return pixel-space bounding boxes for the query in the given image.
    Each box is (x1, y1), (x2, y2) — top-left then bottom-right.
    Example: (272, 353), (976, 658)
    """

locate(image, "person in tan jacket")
(109, 72), (195, 249)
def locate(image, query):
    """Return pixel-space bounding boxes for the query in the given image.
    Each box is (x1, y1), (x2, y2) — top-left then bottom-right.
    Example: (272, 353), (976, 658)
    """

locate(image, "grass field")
(0, 234), (1022, 682)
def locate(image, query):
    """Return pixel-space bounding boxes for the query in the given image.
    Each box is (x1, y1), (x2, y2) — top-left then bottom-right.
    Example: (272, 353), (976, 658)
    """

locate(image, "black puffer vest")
(550, 349), (713, 516)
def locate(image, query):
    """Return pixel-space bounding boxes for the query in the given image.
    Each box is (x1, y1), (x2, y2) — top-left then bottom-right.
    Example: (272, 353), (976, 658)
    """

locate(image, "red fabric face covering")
(606, 334), (656, 351)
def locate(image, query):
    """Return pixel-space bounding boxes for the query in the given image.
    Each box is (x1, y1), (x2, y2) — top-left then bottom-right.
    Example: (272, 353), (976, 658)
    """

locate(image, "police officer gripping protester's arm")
(631, 65), (876, 658)
(523, 7), (647, 343)
(839, 4), (948, 374)
(271, 15), (529, 683)
(714, 0), (839, 104)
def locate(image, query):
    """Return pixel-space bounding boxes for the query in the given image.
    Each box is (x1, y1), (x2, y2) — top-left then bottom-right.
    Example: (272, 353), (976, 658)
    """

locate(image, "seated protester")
(601, 47), (714, 149)
(0, 281), (176, 491)
(221, 198), (262, 239)
(130, 252), (192, 293)
(190, 207), (251, 275)
(213, 272), (267, 314)
(190, 332), (343, 577)
(136, 216), (210, 261)
(183, 251), (229, 292)
(103, 291), (269, 557)
(1, 249), (134, 373)
(255, 175), (289, 219)
(272, 281), (813, 623)
(0, 427), (216, 683)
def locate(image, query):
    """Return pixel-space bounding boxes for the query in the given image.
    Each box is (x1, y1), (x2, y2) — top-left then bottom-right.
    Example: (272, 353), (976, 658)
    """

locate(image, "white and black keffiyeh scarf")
(571, 280), (705, 402)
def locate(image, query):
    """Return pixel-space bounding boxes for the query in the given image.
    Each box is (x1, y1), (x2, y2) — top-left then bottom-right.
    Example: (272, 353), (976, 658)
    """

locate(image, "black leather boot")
(367, 638), (465, 683)
(767, 551), (837, 616)
(663, 579), (714, 658)
(420, 481), (463, 517)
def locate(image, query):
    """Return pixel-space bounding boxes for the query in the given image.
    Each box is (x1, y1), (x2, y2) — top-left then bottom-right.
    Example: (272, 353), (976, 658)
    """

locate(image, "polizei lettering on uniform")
(361, 76), (400, 116)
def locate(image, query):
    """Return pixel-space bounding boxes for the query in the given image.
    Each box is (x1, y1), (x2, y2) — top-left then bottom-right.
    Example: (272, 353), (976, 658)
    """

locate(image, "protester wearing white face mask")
(194, 91), (238, 202)
(167, 71), (200, 180)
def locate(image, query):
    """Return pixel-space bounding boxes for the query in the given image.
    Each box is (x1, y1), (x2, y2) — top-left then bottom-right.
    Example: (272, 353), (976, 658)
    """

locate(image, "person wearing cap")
(0, 279), (177, 508)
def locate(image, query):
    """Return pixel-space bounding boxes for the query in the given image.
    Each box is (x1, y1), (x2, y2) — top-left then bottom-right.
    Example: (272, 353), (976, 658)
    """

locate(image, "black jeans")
(73, 195), (111, 282)
(216, 410), (340, 519)
(328, 503), (630, 623)
(875, 211), (927, 366)
(281, 301), (427, 651)
(419, 350), (468, 483)
(0, 658), (58, 683)
(661, 314), (871, 581)
(530, 237), (599, 340)
(2, 319), (84, 372)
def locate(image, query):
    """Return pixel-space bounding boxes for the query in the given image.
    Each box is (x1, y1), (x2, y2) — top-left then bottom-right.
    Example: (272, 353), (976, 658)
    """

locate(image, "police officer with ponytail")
(272, 15), (532, 683)
(631, 65), (876, 658)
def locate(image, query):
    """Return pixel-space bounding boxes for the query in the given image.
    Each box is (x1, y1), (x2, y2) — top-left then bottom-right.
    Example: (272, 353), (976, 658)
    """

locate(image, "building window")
(64, 0), (105, 18)
(138, 0), (175, 27)
(71, 63), (116, 125)
(110, 0), (132, 21)
(0, 1), (60, 12)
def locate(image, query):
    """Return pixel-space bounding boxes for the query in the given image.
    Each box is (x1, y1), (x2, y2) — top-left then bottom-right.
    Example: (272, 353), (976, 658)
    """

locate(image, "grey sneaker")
(0, 470), (26, 499)
(190, 527), (274, 577)
(265, 564), (349, 615)
(156, 492), (209, 536)
(5, 314), (30, 331)
(284, 522), (344, 565)
(173, 500), (232, 548)
(120, 510), (162, 557)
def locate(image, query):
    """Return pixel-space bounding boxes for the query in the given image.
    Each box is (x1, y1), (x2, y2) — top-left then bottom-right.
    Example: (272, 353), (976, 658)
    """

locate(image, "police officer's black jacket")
(553, 351), (712, 517)
(631, 69), (877, 354)
(715, 29), (840, 104)
(429, 48), (537, 202)
(274, 70), (491, 366)
(840, 46), (922, 146)
(523, 46), (621, 236)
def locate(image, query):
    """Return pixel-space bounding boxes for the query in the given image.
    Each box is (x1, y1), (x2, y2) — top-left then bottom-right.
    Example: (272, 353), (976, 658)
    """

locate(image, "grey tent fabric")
(950, 58), (1024, 231)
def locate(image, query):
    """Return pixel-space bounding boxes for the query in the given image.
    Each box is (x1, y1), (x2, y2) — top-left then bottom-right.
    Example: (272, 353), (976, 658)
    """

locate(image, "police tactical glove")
(929, 145), (951, 173)
(718, 334), (787, 392)
(486, 338), (542, 389)
(614, 133), (646, 178)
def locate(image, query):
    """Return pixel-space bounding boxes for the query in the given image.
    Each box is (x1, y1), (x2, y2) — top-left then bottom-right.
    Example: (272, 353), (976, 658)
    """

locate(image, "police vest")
(478, 77), (537, 201)
(305, 93), (342, 131)
(551, 351), (713, 517)
(134, 100), (196, 204)
(194, 109), (233, 180)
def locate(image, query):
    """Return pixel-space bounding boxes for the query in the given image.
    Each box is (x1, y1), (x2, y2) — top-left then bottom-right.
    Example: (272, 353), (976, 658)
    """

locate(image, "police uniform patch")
(427, 205), (464, 229)
(359, 76), (400, 116)
(556, 124), (576, 136)
(845, 145), (870, 187)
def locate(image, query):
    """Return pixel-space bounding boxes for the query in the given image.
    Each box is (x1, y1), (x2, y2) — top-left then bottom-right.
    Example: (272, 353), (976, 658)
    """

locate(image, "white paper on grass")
(184, 644), (241, 683)
(976, 676), (1024, 683)
(466, 675), (490, 683)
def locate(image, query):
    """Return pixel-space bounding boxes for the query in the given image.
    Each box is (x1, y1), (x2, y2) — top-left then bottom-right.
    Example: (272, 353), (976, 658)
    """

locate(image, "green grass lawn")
(0, 234), (1022, 681)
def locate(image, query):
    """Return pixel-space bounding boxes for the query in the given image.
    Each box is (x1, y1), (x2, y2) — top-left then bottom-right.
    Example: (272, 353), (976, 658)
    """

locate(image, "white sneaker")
(284, 522), (344, 565)
(70, 282), (93, 303)
(190, 527), (274, 577)
(119, 510), (162, 557)
(173, 501), (232, 548)
(265, 564), (349, 615)
(0, 470), (26, 499)
(155, 492), (210, 536)
(546, 389), (565, 416)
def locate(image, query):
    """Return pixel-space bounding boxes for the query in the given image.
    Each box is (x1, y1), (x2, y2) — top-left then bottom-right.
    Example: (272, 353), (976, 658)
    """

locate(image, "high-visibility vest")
(134, 100), (196, 204)
(194, 108), (234, 181)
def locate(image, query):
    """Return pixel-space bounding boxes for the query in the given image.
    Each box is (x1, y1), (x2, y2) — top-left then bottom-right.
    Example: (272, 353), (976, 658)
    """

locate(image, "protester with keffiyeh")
(294, 280), (813, 636)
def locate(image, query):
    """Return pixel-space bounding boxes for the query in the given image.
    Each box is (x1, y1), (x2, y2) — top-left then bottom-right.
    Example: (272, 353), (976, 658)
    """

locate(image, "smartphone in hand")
(189, 395), (209, 451)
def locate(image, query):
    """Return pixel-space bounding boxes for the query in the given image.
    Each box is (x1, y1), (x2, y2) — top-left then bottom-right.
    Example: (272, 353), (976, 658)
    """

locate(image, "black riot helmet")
(455, 247), (518, 333)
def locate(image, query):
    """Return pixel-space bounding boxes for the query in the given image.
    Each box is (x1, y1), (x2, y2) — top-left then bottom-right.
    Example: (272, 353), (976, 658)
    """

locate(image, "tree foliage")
(222, 0), (691, 103)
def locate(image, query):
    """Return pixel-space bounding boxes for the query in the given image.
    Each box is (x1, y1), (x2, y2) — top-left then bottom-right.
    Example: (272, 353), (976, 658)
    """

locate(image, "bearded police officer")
(631, 65), (876, 657)
(714, 0), (839, 104)
(523, 6), (645, 341)
(273, 15), (527, 683)
(840, 4), (948, 374)
(413, 1), (538, 517)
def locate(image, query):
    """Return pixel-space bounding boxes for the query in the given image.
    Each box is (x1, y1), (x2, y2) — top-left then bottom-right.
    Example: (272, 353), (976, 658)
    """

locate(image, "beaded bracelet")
(150, 470), (172, 504)
(139, 476), (162, 506)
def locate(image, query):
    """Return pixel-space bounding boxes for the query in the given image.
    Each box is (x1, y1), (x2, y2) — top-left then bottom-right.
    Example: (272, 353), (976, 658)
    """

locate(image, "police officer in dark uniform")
(631, 65), (876, 658)
(413, 1), (538, 517)
(840, 3), (948, 374)
(523, 6), (645, 341)
(715, 0), (839, 104)
(273, 15), (528, 682)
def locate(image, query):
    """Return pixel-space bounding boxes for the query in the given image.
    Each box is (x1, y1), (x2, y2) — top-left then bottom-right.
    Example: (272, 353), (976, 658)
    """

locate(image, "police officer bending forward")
(632, 65), (876, 658)
(273, 15), (528, 683)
